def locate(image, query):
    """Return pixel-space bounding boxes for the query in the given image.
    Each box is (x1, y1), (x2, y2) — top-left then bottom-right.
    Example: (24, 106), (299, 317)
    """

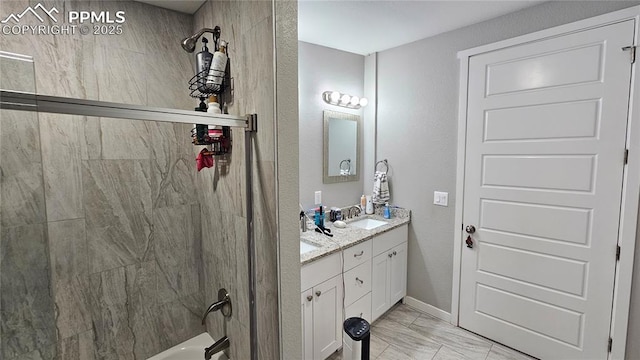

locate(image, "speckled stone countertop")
(300, 207), (411, 265)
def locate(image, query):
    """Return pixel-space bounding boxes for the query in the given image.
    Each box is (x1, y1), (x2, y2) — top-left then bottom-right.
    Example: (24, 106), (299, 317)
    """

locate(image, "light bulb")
(340, 94), (351, 104)
(359, 97), (368, 107)
(350, 96), (360, 106)
(330, 91), (340, 103)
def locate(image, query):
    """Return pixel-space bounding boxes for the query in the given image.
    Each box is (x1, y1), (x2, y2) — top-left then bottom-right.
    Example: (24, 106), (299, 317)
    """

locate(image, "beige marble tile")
(99, 118), (151, 160)
(150, 122), (199, 209)
(93, 45), (146, 105)
(381, 303), (422, 327)
(433, 345), (469, 360)
(82, 160), (153, 273)
(0, 110), (46, 227)
(242, 17), (276, 163)
(409, 315), (492, 360)
(40, 113), (85, 221)
(376, 344), (418, 360)
(88, 267), (135, 360)
(154, 205), (201, 304)
(80, 117), (102, 160)
(0, 224), (57, 360)
(59, 330), (96, 360)
(372, 317), (441, 359)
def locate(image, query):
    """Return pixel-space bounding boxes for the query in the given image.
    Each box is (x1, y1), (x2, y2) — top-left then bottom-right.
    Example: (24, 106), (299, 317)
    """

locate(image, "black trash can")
(343, 317), (370, 360)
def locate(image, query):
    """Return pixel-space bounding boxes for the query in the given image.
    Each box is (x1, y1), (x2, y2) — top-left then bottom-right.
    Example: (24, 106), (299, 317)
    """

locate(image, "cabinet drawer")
(344, 260), (372, 306)
(343, 240), (372, 271)
(373, 224), (408, 256)
(344, 292), (372, 324)
(301, 252), (341, 291)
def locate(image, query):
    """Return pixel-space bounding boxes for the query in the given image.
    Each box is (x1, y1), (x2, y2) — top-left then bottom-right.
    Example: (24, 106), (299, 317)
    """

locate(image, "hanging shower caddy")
(184, 26), (233, 157)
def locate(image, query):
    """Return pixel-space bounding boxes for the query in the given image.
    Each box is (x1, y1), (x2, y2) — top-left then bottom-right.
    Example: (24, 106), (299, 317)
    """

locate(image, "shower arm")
(181, 26), (221, 53)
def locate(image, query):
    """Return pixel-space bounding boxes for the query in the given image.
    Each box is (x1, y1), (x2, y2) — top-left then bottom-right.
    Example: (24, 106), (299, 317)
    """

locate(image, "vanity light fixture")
(322, 91), (368, 109)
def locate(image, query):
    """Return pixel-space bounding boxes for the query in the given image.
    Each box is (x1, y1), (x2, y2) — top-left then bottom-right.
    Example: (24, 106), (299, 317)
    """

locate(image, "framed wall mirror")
(323, 110), (361, 183)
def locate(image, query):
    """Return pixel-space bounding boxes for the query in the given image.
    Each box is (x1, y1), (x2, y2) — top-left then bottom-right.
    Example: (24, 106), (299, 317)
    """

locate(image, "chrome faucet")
(346, 205), (362, 219)
(202, 288), (232, 325)
(205, 336), (230, 360)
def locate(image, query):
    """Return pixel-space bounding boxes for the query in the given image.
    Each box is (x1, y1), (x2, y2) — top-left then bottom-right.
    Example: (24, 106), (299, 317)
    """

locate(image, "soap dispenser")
(195, 37), (213, 92)
(365, 195), (374, 215)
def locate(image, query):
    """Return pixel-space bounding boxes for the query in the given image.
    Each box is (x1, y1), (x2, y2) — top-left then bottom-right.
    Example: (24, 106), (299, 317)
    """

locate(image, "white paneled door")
(460, 21), (634, 359)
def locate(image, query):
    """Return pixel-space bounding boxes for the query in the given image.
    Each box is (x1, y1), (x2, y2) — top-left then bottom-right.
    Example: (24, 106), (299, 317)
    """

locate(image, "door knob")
(315, 290), (322, 297)
(466, 235), (474, 249)
(465, 225), (476, 234)
(306, 295), (313, 302)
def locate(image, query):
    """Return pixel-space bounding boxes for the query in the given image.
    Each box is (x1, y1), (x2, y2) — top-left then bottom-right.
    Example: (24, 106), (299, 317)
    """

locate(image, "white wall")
(375, 0), (639, 326)
(298, 41), (365, 208)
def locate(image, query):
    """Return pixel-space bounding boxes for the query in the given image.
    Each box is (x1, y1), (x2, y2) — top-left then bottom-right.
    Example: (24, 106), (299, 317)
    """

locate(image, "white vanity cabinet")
(301, 222), (408, 360)
(301, 253), (343, 360)
(371, 225), (408, 321)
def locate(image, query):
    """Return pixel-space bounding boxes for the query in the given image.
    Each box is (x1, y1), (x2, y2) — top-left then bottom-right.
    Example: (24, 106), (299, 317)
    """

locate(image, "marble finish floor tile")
(381, 303), (422, 327)
(324, 303), (536, 360)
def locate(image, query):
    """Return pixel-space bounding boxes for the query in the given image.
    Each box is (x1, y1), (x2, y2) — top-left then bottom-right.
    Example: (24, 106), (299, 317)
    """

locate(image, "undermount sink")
(300, 241), (319, 255)
(350, 218), (387, 230)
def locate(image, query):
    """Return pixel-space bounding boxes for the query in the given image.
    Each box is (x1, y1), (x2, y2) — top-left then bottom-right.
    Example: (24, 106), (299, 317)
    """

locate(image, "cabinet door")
(313, 275), (343, 360)
(371, 252), (390, 321)
(389, 242), (408, 304)
(301, 290), (314, 360)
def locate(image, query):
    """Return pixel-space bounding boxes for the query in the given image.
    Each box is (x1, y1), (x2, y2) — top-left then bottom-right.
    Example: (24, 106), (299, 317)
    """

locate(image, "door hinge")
(624, 149), (629, 164)
(616, 245), (621, 261)
(623, 46), (636, 64)
(608, 337), (613, 352)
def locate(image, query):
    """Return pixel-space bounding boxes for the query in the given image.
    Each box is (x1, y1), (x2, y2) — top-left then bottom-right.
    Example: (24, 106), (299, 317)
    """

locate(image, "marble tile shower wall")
(0, 1), (209, 359)
(193, 1), (280, 359)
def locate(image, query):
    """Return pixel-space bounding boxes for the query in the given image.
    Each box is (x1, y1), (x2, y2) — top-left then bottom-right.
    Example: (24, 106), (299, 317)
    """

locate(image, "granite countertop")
(300, 207), (411, 265)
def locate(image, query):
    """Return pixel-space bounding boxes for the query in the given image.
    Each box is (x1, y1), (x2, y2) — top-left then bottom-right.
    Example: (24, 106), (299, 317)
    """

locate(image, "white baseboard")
(403, 296), (452, 323)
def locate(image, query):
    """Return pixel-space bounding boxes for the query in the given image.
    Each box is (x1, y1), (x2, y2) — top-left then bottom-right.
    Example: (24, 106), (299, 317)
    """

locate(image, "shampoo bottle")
(206, 40), (228, 89)
(195, 38), (213, 92)
(360, 194), (366, 209)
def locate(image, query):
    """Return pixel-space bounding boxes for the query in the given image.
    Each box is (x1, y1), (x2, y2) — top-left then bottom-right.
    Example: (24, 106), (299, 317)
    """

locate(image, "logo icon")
(1, 3), (59, 24)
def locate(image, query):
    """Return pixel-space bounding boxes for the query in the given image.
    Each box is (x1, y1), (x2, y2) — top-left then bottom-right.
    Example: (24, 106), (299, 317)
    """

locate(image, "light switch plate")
(315, 191), (322, 205)
(434, 191), (448, 207)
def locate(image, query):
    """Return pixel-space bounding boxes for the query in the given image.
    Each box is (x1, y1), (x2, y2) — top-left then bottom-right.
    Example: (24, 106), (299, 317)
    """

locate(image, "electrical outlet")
(434, 191), (448, 207)
(315, 191), (322, 205)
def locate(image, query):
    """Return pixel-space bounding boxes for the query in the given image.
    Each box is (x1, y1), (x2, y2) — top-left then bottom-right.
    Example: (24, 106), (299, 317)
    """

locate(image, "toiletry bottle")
(384, 202), (391, 219)
(206, 40), (228, 89)
(195, 38), (213, 92)
(360, 194), (366, 209)
(315, 206), (324, 228)
(207, 95), (221, 114)
(365, 195), (374, 214)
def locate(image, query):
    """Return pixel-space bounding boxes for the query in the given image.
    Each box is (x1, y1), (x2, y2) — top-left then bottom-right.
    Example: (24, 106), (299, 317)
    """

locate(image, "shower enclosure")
(0, 50), (258, 360)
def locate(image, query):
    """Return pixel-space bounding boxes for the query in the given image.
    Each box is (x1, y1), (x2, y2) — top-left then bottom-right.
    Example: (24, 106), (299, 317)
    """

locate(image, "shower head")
(180, 26), (221, 53)
(181, 36), (198, 53)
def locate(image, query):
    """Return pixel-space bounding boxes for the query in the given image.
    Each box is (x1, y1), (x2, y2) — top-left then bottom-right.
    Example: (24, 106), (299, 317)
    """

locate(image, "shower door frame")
(0, 57), (260, 359)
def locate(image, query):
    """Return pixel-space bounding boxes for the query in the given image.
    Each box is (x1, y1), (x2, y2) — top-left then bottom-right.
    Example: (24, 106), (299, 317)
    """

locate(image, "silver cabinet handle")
(306, 295), (313, 302)
(393, 251), (397, 256)
(354, 250), (364, 257)
(315, 290), (322, 297)
(356, 277), (364, 284)
(388, 253), (393, 258)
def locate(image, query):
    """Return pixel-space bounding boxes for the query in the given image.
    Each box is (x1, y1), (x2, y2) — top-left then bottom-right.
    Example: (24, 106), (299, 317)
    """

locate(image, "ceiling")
(299, 0), (545, 55)
(135, 0), (544, 55)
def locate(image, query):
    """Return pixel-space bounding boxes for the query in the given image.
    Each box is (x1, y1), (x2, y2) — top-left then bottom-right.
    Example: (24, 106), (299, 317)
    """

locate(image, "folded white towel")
(373, 171), (390, 204)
